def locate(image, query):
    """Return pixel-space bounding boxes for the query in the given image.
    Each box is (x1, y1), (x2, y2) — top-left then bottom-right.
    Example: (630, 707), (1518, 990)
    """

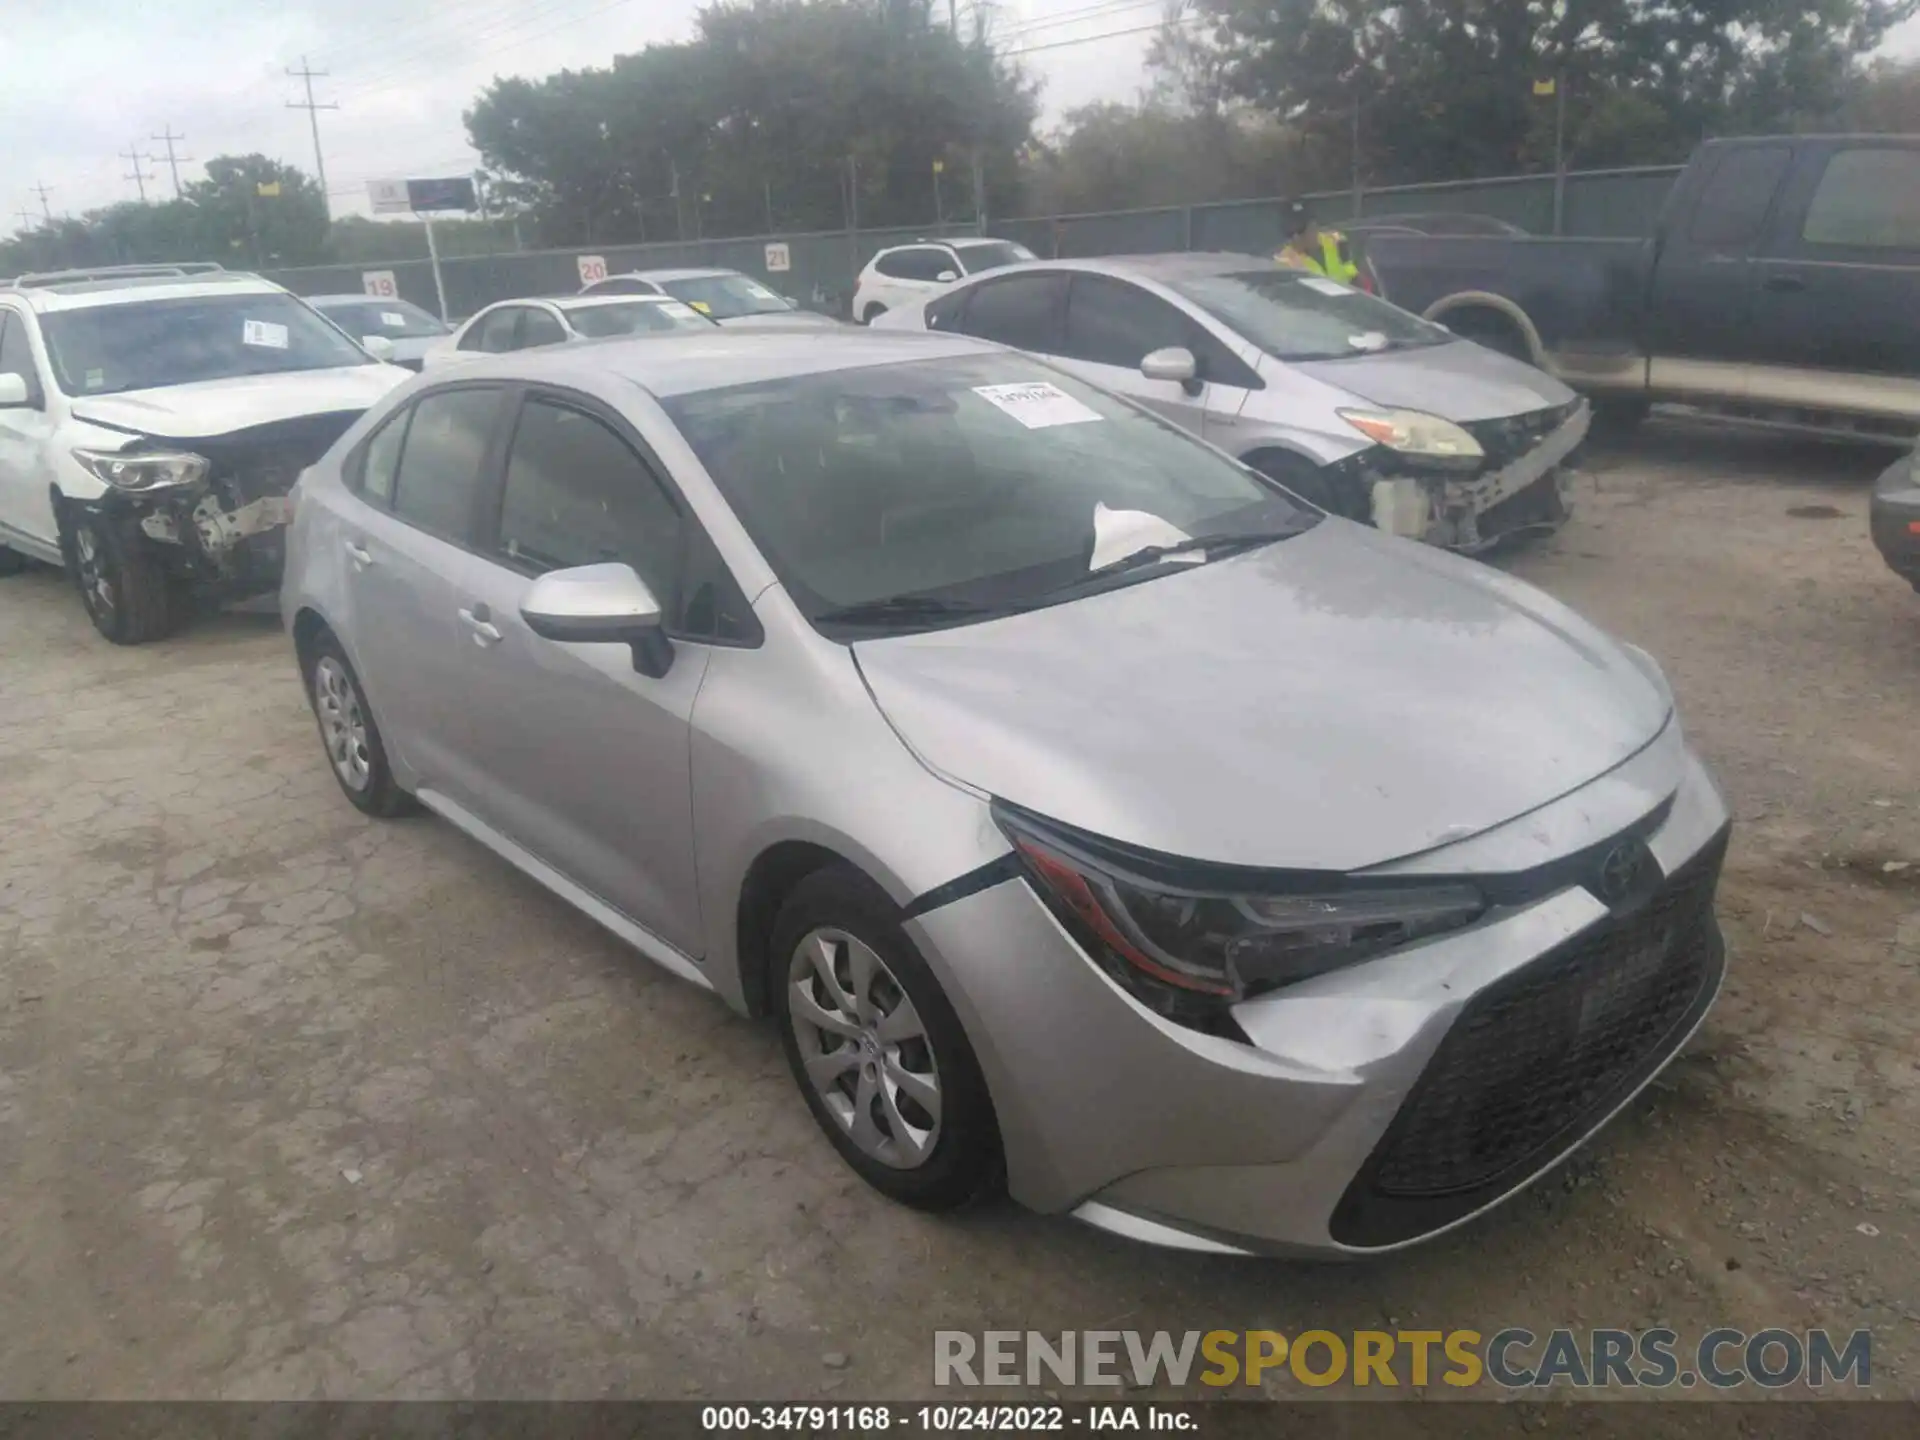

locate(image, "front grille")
(1331, 829), (1727, 1248)
(1463, 402), (1578, 469)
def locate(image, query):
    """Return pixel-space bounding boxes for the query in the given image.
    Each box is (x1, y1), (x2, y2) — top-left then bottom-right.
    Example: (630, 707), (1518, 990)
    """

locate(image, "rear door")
(949, 270), (1069, 355)
(1642, 143), (1794, 403)
(518, 306), (569, 350)
(336, 384), (508, 786)
(1744, 142), (1920, 423)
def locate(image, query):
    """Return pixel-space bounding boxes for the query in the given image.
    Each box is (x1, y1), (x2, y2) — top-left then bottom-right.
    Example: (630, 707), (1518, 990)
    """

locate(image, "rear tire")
(60, 507), (188, 645)
(0, 545), (28, 576)
(303, 632), (414, 818)
(771, 865), (1003, 1212)
(861, 303), (888, 325)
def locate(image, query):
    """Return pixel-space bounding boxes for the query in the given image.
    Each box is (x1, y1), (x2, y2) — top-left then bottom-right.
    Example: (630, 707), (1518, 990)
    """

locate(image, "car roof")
(430, 326), (993, 398)
(307, 293), (431, 307)
(1005, 252), (1278, 282)
(4, 272), (288, 313)
(553, 293), (682, 310)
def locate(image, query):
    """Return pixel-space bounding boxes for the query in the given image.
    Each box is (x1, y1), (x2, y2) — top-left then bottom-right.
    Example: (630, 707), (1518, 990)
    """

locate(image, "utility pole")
(666, 155), (684, 242)
(286, 56), (339, 220)
(31, 182), (54, 222)
(14, 208), (36, 231)
(151, 126), (192, 198)
(1553, 71), (1568, 236)
(119, 144), (155, 203)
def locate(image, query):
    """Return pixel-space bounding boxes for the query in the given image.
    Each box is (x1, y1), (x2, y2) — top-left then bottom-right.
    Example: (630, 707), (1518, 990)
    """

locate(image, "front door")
(0, 309), (60, 555)
(434, 390), (709, 956)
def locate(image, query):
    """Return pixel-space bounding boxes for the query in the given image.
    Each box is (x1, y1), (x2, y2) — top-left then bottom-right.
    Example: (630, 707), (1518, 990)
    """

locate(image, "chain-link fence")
(266, 164), (1683, 322)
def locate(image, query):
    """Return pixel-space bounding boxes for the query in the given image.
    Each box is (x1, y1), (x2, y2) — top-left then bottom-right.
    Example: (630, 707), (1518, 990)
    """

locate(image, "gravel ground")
(1, 419), (1916, 1404)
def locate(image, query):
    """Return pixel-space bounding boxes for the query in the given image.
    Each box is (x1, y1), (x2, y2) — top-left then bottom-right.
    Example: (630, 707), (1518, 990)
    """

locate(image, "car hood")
(1290, 339), (1575, 422)
(69, 364), (411, 440)
(853, 521), (1669, 872)
(714, 310), (843, 329)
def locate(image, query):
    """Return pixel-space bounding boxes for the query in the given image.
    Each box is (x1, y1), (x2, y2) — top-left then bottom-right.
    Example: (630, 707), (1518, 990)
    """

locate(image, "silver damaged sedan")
(281, 328), (1730, 1256)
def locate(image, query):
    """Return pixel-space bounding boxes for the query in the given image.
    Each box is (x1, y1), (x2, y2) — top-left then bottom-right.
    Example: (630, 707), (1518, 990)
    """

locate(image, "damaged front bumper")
(1370, 400), (1590, 553)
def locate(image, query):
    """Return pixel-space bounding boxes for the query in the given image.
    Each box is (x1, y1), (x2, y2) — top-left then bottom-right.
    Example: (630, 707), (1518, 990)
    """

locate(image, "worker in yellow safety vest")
(1276, 198), (1364, 287)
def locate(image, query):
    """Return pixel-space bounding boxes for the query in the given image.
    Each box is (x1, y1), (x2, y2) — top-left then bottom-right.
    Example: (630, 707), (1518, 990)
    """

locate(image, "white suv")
(851, 237), (1036, 324)
(0, 264), (408, 643)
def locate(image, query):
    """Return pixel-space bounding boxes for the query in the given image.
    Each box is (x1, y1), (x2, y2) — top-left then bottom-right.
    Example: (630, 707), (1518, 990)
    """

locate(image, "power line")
(999, 0), (1159, 39)
(151, 126), (194, 198)
(287, 56), (341, 220)
(335, 0), (628, 103)
(119, 143), (157, 203)
(1004, 15), (1193, 57)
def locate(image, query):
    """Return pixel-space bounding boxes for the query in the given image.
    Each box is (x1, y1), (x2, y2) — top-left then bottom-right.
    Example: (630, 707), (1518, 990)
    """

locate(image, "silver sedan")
(876, 252), (1589, 552)
(281, 327), (1729, 1255)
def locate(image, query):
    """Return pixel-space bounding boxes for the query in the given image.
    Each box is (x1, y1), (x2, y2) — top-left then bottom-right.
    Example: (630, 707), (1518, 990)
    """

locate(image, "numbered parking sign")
(765, 242), (791, 273)
(577, 254), (609, 286)
(361, 271), (398, 299)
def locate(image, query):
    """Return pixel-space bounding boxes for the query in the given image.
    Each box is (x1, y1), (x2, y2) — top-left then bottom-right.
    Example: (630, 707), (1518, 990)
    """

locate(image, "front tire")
(304, 633), (413, 818)
(61, 508), (187, 645)
(771, 865), (1002, 1211)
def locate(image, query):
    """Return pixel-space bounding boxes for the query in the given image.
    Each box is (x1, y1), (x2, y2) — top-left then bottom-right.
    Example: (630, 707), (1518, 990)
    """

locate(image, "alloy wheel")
(313, 656), (372, 792)
(73, 524), (115, 619)
(786, 928), (942, 1169)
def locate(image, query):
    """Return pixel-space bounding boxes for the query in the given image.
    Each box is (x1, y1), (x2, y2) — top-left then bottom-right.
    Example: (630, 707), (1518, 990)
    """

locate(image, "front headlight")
(999, 807), (1486, 1027)
(71, 447), (210, 492)
(1337, 408), (1483, 469)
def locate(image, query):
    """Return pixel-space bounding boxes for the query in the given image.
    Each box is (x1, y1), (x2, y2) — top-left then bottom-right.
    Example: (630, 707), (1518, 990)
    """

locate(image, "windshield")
(1169, 269), (1453, 361)
(954, 240), (1037, 273)
(312, 298), (449, 339)
(665, 354), (1314, 632)
(565, 299), (715, 337)
(41, 292), (374, 396)
(658, 273), (794, 319)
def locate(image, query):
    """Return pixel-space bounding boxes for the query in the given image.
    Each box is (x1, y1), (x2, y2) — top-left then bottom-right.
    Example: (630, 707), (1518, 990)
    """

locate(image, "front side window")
(663, 354), (1313, 630)
(390, 387), (499, 541)
(1688, 146), (1791, 248)
(38, 291), (372, 396)
(1802, 148), (1920, 249)
(657, 273), (793, 319)
(1060, 276), (1192, 368)
(1168, 269), (1451, 361)
(955, 273), (1067, 352)
(497, 398), (684, 600)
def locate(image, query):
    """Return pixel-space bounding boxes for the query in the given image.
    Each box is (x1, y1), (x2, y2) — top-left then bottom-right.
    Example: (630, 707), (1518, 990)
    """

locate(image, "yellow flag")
(933, 159), (945, 174)
(256, 180), (281, 197)
(1533, 78), (1556, 96)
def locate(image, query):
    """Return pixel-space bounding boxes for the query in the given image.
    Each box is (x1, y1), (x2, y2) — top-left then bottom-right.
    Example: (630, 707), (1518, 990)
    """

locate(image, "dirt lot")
(1, 421), (1917, 1404)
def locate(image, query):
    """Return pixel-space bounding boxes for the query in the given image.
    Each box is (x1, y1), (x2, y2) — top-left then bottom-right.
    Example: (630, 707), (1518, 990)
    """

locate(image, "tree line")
(6, 0), (1916, 275)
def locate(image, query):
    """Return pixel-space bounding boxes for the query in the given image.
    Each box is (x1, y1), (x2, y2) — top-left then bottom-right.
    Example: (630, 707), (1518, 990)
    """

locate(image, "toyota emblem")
(1594, 840), (1649, 904)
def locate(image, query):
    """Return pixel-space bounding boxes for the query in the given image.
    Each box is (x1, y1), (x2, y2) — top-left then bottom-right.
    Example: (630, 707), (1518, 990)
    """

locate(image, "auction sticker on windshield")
(973, 382), (1103, 430)
(242, 320), (290, 349)
(381, 311), (407, 328)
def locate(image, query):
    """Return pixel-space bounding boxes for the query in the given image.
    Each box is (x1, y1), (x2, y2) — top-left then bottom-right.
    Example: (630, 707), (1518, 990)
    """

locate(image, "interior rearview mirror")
(0, 373), (30, 408)
(361, 334), (397, 362)
(520, 563), (674, 678)
(936, 270), (959, 283)
(1141, 346), (1199, 393)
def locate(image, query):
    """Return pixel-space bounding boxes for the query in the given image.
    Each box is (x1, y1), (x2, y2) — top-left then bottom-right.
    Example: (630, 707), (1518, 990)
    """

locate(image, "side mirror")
(361, 335), (397, 362)
(935, 270), (959, 283)
(520, 562), (674, 678)
(1141, 346), (1200, 394)
(0, 373), (31, 408)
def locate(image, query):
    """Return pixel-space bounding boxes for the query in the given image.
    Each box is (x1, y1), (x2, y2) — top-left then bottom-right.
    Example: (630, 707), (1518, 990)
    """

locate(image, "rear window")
(953, 241), (1037, 274)
(314, 298), (448, 339)
(565, 300), (714, 337)
(1167, 269), (1450, 361)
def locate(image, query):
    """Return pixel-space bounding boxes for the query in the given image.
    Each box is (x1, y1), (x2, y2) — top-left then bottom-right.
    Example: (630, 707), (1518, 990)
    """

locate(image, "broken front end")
(70, 412), (362, 599)
(1357, 398), (1590, 553)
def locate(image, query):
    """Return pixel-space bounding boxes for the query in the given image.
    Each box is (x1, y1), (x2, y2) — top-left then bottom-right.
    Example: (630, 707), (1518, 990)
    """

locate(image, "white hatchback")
(851, 238), (1035, 325)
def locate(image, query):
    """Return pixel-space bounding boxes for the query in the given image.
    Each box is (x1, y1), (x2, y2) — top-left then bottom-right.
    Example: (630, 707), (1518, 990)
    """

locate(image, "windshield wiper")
(814, 594), (1004, 628)
(1082, 527), (1309, 583)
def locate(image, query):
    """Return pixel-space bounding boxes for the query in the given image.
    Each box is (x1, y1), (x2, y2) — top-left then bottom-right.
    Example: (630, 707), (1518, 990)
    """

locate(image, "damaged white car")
(0, 264), (409, 643)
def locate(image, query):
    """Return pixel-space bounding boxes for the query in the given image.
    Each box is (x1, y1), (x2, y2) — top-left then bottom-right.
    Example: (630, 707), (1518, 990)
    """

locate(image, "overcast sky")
(2, 0), (1915, 232)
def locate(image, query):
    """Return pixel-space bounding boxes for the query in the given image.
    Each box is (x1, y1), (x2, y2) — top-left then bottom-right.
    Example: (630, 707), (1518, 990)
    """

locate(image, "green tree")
(464, 0), (1037, 245)
(1185, 0), (1917, 185)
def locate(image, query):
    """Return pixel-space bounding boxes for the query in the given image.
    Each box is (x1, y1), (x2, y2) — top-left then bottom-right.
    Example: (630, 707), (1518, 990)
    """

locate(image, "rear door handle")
(1762, 273), (1807, 293)
(458, 605), (503, 645)
(344, 540), (373, 566)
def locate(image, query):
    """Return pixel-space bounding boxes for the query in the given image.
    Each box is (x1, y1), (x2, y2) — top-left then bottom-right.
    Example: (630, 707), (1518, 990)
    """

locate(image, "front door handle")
(1762, 273), (1807, 293)
(458, 605), (503, 645)
(344, 540), (373, 566)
